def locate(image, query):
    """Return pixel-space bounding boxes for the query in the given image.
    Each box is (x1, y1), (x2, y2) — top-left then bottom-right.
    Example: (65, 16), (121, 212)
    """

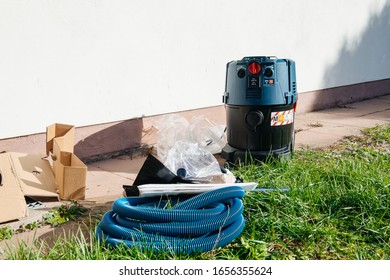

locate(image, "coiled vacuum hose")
(96, 186), (245, 254)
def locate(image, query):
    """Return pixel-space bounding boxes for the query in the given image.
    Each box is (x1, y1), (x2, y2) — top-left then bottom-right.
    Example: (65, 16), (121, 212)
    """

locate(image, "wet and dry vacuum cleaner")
(221, 56), (297, 163)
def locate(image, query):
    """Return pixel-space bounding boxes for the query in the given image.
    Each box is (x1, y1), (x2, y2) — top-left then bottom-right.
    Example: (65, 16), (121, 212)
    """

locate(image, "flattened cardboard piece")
(0, 152), (59, 223)
(46, 123), (75, 156)
(55, 151), (87, 200)
(10, 153), (59, 199)
(0, 153), (28, 223)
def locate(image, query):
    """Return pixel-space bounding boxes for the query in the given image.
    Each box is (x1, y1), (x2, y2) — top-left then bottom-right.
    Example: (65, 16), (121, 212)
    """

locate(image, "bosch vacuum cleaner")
(221, 56), (297, 163)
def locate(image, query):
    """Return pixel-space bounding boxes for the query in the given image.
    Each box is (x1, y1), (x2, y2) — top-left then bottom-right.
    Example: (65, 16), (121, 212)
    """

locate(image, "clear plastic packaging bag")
(188, 115), (226, 155)
(154, 114), (227, 182)
(154, 114), (190, 163)
(163, 140), (223, 182)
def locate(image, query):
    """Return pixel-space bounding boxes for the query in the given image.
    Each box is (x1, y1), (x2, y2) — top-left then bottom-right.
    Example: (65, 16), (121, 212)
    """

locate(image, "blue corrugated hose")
(95, 186), (245, 254)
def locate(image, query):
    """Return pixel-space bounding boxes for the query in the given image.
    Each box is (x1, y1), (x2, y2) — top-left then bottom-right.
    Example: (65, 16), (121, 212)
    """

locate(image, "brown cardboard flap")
(46, 123), (75, 156)
(55, 151), (87, 200)
(9, 153), (59, 199)
(0, 153), (28, 223)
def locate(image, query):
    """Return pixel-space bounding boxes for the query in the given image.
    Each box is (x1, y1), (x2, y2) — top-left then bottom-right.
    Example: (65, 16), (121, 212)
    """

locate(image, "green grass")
(2, 124), (389, 260)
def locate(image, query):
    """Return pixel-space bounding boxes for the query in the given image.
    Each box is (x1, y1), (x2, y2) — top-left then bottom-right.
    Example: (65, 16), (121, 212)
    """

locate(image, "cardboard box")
(54, 151), (87, 200)
(46, 123), (87, 201)
(0, 152), (59, 223)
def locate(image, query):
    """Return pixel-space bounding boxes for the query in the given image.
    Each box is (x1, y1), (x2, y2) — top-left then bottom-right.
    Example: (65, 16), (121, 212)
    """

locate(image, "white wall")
(1, 0), (389, 139)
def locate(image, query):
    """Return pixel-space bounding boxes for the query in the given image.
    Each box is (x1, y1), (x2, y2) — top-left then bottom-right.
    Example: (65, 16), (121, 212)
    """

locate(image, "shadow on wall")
(308, 2), (390, 111)
(74, 118), (144, 162)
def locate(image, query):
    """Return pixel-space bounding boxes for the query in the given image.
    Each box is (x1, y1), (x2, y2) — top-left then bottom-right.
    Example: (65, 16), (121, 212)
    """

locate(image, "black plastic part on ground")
(123, 154), (192, 196)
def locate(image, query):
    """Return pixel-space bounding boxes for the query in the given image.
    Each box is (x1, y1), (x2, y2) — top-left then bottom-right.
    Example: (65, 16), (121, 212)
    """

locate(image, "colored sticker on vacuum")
(271, 110), (294, 126)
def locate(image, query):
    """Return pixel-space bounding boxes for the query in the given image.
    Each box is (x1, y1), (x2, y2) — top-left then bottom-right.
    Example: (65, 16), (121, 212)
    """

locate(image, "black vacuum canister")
(221, 56), (297, 163)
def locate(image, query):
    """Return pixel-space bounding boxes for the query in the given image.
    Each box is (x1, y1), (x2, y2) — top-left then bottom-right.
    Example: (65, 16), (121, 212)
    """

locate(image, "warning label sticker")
(271, 110), (294, 126)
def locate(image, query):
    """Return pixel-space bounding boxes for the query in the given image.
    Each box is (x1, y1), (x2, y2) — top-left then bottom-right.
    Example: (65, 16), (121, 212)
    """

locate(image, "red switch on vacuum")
(248, 62), (261, 75)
